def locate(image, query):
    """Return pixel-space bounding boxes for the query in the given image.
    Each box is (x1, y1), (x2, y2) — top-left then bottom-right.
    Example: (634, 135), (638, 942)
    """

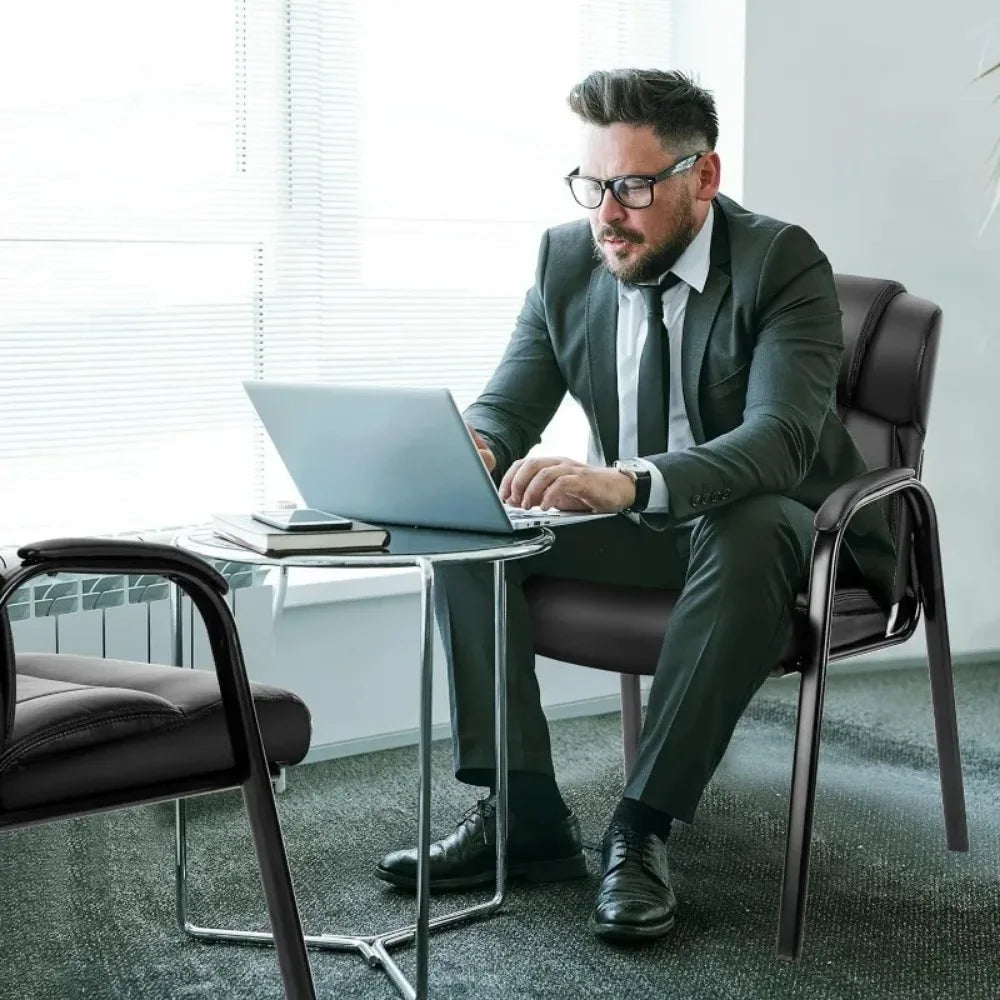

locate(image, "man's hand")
(466, 424), (497, 474)
(499, 456), (635, 514)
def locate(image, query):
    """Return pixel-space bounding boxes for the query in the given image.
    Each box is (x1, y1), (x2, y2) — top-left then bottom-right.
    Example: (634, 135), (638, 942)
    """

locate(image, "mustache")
(596, 225), (644, 244)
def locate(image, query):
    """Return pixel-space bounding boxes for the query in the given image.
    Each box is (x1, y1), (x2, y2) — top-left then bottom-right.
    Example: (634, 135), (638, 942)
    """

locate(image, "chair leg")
(241, 764), (316, 999)
(620, 674), (642, 781)
(174, 581), (315, 998)
(910, 491), (968, 851)
(776, 659), (826, 963)
(777, 528), (841, 964)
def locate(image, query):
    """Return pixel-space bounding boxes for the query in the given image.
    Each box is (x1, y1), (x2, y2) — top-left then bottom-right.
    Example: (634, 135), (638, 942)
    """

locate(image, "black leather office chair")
(524, 274), (968, 962)
(0, 538), (316, 999)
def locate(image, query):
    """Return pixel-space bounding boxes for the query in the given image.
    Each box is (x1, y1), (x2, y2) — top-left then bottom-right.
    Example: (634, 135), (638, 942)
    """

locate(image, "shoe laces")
(456, 795), (496, 829)
(606, 822), (665, 870)
(609, 822), (648, 853)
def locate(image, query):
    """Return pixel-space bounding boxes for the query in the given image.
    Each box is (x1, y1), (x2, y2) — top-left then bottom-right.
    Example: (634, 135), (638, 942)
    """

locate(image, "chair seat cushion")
(525, 577), (890, 677)
(1, 653), (311, 811)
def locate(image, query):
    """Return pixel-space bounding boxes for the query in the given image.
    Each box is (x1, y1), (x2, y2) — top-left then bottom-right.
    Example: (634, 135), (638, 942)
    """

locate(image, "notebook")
(211, 513), (389, 555)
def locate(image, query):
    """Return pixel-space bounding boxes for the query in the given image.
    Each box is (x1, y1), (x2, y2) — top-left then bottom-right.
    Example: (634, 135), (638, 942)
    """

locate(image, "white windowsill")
(269, 565), (423, 608)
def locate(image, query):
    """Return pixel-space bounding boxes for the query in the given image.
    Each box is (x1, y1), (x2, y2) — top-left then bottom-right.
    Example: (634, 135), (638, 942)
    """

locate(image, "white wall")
(742, 2), (1000, 658)
(671, 0), (746, 202)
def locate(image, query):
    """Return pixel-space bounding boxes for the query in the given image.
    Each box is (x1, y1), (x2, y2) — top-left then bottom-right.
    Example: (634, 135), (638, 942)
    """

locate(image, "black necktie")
(636, 272), (682, 458)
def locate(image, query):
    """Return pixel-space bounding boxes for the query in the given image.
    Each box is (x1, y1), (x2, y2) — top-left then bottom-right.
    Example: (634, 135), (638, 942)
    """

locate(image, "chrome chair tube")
(414, 558), (434, 1000)
(493, 558), (509, 906)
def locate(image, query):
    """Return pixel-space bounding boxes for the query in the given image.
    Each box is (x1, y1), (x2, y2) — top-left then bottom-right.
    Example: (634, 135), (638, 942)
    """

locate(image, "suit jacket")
(464, 192), (898, 613)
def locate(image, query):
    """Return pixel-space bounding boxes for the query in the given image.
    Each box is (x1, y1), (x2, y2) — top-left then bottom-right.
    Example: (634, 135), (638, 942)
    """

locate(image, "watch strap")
(628, 469), (652, 511)
(614, 461), (652, 512)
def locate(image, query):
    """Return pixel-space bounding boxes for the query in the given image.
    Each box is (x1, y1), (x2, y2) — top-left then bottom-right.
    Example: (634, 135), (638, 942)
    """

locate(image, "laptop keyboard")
(504, 504), (581, 520)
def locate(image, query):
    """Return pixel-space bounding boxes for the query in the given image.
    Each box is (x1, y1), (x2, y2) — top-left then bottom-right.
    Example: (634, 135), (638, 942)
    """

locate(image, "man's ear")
(697, 152), (722, 201)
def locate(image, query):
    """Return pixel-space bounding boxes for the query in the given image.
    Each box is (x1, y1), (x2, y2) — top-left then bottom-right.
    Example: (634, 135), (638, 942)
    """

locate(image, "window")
(0, 0), (673, 544)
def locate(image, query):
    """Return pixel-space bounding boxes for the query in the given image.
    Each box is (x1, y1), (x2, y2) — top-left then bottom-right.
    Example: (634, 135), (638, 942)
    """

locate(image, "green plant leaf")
(975, 60), (1000, 81)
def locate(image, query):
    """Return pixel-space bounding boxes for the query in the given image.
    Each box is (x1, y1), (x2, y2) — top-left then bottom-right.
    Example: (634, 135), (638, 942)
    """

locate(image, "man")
(376, 69), (897, 942)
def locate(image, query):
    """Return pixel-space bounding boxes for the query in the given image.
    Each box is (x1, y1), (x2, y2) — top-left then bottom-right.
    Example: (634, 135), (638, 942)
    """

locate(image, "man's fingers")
(542, 475), (593, 512)
(502, 457), (588, 504)
(519, 462), (579, 508)
(504, 457), (551, 503)
(547, 474), (578, 508)
(466, 425), (496, 471)
(498, 458), (525, 500)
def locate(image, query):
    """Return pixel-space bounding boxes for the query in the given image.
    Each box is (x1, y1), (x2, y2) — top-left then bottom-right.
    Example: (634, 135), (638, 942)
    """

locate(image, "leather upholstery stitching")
(912, 335), (928, 435)
(0, 709), (181, 770)
(16, 684), (95, 705)
(846, 279), (905, 407)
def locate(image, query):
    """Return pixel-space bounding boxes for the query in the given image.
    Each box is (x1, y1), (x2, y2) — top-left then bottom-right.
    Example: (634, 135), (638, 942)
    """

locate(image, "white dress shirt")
(586, 202), (714, 515)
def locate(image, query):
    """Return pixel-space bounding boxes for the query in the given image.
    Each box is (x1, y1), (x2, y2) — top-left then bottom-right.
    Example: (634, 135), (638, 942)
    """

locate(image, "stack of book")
(211, 513), (390, 555)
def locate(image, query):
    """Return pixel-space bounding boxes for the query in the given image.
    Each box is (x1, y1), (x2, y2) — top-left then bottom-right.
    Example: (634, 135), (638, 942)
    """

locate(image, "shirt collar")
(618, 201), (714, 299)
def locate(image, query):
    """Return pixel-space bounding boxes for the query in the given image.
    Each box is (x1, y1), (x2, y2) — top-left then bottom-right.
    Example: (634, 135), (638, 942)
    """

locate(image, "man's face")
(579, 123), (711, 284)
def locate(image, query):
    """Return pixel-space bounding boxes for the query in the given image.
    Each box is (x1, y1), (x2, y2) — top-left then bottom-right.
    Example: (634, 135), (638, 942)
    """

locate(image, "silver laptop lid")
(242, 380), (514, 533)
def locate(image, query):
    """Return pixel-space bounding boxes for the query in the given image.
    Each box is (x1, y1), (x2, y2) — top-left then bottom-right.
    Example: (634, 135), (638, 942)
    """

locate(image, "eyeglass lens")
(569, 176), (653, 209)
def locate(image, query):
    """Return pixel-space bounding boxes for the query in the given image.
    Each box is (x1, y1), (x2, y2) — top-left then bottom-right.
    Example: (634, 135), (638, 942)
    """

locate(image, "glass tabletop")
(175, 523), (555, 568)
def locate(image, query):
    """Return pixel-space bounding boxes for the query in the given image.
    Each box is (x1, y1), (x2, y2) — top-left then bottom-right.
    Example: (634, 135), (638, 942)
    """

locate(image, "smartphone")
(251, 508), (353, 532)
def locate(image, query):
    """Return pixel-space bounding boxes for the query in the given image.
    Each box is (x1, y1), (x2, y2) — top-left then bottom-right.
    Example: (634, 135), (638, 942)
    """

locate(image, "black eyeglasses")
(564, 152), (705, 210)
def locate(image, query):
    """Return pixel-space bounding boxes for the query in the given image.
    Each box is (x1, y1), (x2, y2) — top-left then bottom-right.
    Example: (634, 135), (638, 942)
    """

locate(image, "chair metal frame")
(612, 465), (968, 961)
(0, 538), (316, 1000)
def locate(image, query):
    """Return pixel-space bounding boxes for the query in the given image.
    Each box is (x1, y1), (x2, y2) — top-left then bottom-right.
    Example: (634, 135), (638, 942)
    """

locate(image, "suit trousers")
(434, 493), (863, 825)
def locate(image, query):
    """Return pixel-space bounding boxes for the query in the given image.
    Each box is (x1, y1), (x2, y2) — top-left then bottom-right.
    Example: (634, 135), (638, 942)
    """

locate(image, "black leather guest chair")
(0, 538), (316, 999)
(524, 274), (968, 962)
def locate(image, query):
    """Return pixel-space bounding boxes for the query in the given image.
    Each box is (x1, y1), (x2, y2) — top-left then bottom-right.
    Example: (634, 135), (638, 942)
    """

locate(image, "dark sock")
(460, 769), (570, 823)
(612, 797), (673, 840)
(506, 771), (571, 822)
(457, 767), (570, 817)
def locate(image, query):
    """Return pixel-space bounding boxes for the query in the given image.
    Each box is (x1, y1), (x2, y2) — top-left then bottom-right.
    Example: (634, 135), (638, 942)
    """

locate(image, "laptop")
(242, 380), (616, 534)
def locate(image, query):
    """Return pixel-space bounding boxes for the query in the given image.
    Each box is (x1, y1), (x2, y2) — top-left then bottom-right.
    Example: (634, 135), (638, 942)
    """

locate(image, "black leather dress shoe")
(375, 795), (587, 892)
(590, 823), (677, 942)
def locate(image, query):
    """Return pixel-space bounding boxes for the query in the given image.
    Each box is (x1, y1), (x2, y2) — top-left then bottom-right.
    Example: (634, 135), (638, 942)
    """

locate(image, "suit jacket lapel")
(586, 265), (620, 464)
(680, 203), (731, 444)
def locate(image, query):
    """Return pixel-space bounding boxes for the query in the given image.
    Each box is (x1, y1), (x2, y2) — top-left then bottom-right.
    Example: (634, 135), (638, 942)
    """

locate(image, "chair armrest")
(814, 467), (916, 534)
(1, 537), (235, 761)
(15, 537), (228, 595)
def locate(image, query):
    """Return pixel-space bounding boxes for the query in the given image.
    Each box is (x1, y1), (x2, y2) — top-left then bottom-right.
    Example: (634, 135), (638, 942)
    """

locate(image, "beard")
(591, 195), (699, 285)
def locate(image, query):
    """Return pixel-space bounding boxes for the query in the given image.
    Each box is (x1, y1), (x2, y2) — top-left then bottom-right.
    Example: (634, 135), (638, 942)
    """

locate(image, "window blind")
(0, 0), (673, 545)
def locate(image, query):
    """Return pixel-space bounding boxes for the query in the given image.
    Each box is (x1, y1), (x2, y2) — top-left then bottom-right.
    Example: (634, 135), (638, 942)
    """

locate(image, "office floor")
(4, 661), (999, 999)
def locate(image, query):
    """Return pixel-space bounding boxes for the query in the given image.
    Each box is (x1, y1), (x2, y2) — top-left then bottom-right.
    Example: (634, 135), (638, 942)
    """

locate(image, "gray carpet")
(4, 661), (1000, 999)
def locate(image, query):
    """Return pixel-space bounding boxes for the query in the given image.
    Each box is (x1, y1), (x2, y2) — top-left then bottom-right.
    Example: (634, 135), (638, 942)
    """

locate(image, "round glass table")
(173, 524), (555, 1000)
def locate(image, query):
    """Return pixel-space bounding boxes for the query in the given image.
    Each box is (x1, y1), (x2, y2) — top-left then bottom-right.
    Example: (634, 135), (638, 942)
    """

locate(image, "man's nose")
(595, 187), (627, 228)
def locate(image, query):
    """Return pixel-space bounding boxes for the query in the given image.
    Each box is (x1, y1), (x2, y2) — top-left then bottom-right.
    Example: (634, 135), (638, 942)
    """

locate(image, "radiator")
(5, 557), (277, 678)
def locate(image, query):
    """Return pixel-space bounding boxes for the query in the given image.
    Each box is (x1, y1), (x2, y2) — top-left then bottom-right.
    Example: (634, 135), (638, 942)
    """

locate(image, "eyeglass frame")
(564, 151), (707, 210)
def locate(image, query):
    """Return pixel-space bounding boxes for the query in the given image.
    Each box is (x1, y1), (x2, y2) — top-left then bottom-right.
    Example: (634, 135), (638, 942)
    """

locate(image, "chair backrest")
(833, 274), (942, 607)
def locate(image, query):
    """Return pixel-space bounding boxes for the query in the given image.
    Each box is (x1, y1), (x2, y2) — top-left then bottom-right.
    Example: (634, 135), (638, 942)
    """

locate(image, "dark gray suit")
(436, 193), (896, 823)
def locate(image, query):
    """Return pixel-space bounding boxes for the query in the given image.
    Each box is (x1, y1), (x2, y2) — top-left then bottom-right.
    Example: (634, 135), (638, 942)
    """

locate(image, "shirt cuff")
(634, 458), (669, 513)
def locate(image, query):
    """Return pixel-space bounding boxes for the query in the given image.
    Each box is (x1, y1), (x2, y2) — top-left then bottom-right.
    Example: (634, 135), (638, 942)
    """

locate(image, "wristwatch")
(613, 459), (652, 512)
